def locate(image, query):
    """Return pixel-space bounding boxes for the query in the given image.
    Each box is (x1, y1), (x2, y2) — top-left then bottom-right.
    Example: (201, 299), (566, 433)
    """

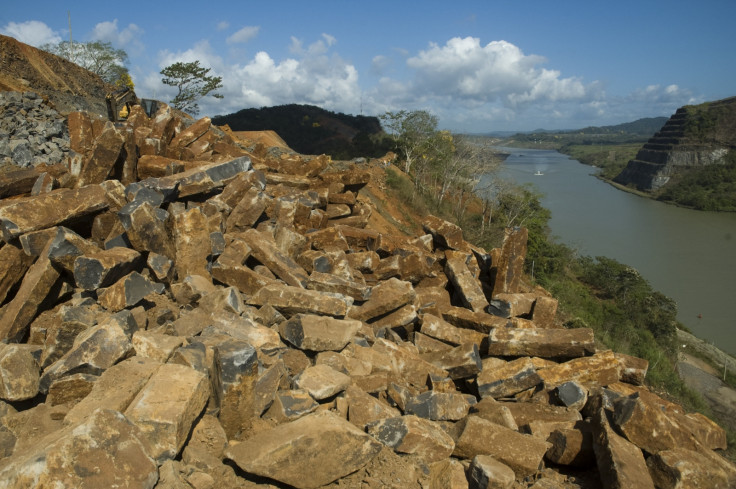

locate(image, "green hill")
(212, 104), (391, 160)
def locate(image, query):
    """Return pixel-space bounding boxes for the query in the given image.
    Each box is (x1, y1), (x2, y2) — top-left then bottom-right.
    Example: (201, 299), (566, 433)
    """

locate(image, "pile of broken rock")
(0, 100), (733, 489)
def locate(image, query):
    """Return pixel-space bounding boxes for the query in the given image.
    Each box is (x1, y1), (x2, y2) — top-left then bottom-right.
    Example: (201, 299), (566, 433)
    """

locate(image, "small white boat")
(534, 170), (543, 176)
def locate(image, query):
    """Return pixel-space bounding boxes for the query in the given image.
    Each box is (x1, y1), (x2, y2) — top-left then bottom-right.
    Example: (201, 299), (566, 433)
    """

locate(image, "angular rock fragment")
(225, 411), (382, 489)
(429, 458), (469, 489)
(172, 206), (211, 280)
(488, 292), (537, 318)
(537, 350), (620, 389)
(97, 271), (165, 312)
(0, 240), (35, 304)
(366, 415), (455, 463)
(241, 228), (309, 288)
(125, 363), (210, 462)
(442, 306), (510, 333)
(39, 320), (133, 393)
(0, 408), (158, 489)
(420, 313), (486, 347)
(454, 416), (550, 477)
(73, 246), (142, 290)
(248, 283), (351, 317)
(264, 389), (319, 422)
(212, 339), (258, 439)
(487, 327), (595, 359)
(307, 271), (371, 301)
(420, 342), (482, 380)
(477, 357), (542, 399)
(344, 385), (401, 429)
(468, 455), (515, 489)
(646, 447), (732, 489)
(132, 330), (186, 362)
(279, 313), (360, 352)
(294, 364), (351, 400)
(423, 215), (469, 251)
(405, 391), (473, 421)
(0, 344), (40, 402)
(545, 425), (595, 467)
(46, 373), (96, 406)
(76, 121), (125, 186)
(591, 407), (655, 489)
(490, 227), (528, 297)
(349, 277), (415, 321)
(117, 199), (175, 258)
(0, 243), (60, 342)
(445, 250), (489, 313)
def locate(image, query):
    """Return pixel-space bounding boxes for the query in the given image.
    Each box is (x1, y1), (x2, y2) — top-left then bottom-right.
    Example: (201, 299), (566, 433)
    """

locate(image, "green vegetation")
(42, 40), (131, 87)
(559, 143), (642, 180)
(656, 150), (736, 211)
(212, 104), (392, 160)
(160, 61), (223, 116)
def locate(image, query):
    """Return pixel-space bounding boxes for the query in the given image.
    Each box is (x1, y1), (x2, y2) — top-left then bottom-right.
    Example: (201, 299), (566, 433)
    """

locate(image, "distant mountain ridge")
(212, 104), (391, 160)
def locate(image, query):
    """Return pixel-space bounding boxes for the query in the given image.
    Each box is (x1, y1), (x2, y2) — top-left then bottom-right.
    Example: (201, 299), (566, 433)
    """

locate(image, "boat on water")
(534, 170), (543, 176)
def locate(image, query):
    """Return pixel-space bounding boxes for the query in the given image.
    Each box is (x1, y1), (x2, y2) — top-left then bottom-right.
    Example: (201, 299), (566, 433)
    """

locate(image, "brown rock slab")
(125, 363), (210, 462)
(97, 271), (165, 312)
(646, 447), (732, 489)
(212, 339), (258, 440)
(241, 228), (309, 288)
(487, 327), (595, 359)
(477, 357), (542, 399)
(0, 240), (35, 304)
(307, 271), (371, 301)
(537, 350), (621, 389)
(279, 313), (361, 352)
(117, 199), (175, 259)
(39, 320), (133, 393)
(613, 392), (700, 454)
(172, 206), (211, 280)
(46, 373), (96, 406)
(445, 250), (489, 313)
(429, 458), (469, 489)
(454, 416), (550, 477)
(545, 425), (595, 467)
(132, 330), (186, 362)
(442, 306), (510, 333)
(64, 356), (161, 426)
(349, 277), (415, 321)
(264, 389), (319, 422)
(488, 292), (537, 318)
(405, 391), (474, 421)
(592, 407), (655, 489)
(0, 344), (40, 402)
(345, 385), (401, 429)
(468, 455), (515, 489)
(614, 352), (649, 386)
(423, 215), (469, 251)
(73, 246), (142, 290)
(46, 226), (101, 273)
(76, 122), (125, 186)
(295, 364), (351, 400)
(226, 187), (269, 232)
(420, 313), (486, 347)
(247, 283), (351, 317)
(0, 245), (60, 342)
(0, 408), (158, 489)
(225, 410), (382, 489)
(491, 227), (528, 297)
(154, 156), (251, 198)
(367, 415), (455, 463)
(420, 342), (482, 380)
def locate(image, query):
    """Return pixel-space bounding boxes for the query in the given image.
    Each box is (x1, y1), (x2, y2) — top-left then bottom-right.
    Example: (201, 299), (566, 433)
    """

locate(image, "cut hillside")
(0, 34), (110, 116)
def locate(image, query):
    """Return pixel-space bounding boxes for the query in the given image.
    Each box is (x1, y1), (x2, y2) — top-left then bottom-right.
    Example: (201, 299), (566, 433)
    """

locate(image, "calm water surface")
(486, 147), (736, 355)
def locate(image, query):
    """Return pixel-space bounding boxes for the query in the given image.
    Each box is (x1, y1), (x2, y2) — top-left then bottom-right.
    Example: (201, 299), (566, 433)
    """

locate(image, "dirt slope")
(0, 34), (109, 116)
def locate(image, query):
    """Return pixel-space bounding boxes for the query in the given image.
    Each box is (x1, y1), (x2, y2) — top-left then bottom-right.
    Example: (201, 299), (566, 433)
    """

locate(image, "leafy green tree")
(380, 110), (439, 174)
(160, 61), (223, 116)
(41, 40), (131, 86)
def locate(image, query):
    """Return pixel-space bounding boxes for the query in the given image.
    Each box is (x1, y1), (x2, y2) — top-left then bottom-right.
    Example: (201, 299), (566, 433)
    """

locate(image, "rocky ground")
(0, 34), (736, 489)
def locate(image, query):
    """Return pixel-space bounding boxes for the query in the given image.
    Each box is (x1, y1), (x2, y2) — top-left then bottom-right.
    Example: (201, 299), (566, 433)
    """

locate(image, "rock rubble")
(0, 99), (734, 489)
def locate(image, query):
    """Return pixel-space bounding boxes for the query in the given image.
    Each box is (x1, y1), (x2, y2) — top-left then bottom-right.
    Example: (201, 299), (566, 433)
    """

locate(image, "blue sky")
(2, 0), (734, 132)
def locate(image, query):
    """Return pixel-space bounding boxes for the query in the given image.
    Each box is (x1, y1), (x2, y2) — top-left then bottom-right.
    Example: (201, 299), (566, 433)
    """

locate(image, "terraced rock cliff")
(613, 96), (736, 191)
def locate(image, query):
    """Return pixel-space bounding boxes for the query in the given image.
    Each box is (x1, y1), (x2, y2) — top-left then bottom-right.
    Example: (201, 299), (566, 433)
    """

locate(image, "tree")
(380, 110), (439, 175)
(160, 61), (223, 116)
(41, 40), (131, 86)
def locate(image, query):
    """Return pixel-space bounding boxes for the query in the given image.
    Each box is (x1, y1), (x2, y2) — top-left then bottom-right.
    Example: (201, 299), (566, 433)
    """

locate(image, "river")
(484, 147), (736, 355)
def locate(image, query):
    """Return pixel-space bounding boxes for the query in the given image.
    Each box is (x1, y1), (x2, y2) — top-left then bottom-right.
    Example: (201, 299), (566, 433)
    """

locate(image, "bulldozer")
(106, 87), (161, 122)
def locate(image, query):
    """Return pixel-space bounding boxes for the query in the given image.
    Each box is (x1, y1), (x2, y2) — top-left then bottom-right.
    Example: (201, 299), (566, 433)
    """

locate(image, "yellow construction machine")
(106, 88), (160, 122)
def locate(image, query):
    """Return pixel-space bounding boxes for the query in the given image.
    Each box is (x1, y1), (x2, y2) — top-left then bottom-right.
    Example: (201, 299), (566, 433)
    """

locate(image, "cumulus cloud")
(216, 21), (230, 31)
(0, 20), (61, 47)
(91, 19), (144, 54)
(405, 37), (594, 107)
(226, 26), (260, 45)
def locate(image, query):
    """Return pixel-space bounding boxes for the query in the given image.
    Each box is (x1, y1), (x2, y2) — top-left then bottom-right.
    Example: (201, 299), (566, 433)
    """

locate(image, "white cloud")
(405, 37), (595, 107)
(91, 19), (144, 54)
(226, 26), (260, 45)
(0, 20), (61, 47)
(216, 21), (230, 32)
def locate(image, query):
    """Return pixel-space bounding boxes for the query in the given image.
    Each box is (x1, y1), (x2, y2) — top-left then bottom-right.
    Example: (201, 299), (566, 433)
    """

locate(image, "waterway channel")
(484, 147), (736, 355)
